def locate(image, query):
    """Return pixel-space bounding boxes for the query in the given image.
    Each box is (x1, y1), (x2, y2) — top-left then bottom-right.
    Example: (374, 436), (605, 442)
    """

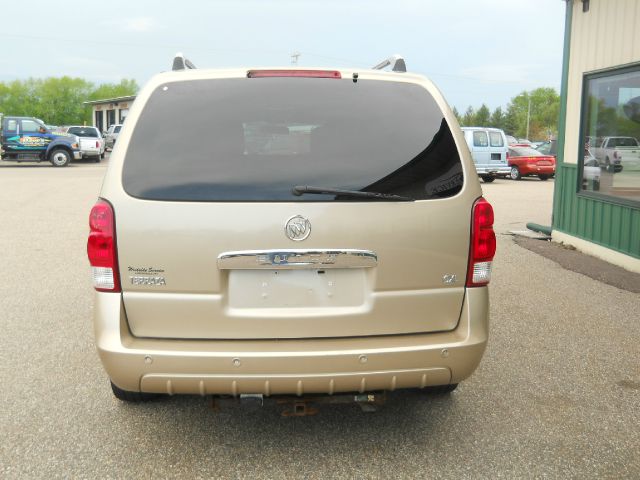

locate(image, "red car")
(507, 145), (556, 180)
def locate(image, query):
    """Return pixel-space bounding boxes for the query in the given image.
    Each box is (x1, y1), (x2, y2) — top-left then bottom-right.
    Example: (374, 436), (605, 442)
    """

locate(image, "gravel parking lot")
(1, 160), (638, 478)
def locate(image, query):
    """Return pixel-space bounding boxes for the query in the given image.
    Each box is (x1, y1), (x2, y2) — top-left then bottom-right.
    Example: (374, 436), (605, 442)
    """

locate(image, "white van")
(461, 127), (510, 182)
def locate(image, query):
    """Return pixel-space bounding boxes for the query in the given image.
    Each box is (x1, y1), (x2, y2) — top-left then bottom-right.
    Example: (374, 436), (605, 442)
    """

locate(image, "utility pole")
(291, 52), (301, 65)
(526, 97), (531, 140)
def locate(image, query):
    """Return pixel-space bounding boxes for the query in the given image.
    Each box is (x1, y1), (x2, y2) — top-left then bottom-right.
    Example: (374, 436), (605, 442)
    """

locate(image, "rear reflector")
(87, 199), (121, 292)
(467, 197), (496, 287)
(247, 70), (341, 79)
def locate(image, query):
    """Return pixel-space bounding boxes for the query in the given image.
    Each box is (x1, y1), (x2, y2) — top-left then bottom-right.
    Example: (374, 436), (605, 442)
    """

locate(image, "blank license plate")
(227, 269), (367, 309)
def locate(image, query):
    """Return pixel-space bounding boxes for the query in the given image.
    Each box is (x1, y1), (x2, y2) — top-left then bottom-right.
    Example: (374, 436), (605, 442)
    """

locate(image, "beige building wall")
(563, 0), (640, 166)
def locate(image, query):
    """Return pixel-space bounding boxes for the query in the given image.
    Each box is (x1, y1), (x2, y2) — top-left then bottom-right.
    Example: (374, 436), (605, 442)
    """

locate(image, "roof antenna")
(172, 52), (197, 71)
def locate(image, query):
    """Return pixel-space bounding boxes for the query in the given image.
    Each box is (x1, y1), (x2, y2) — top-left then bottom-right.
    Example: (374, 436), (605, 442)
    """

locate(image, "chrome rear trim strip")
(217, 249), (377, 270)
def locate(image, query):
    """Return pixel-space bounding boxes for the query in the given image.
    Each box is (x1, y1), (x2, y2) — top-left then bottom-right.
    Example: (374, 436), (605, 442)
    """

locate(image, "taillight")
(466, 197), (496, 287)
(95, 140), (99, 148)
(247, 69), (341, 79)
(613, 151), (618, 159)
(87, 199), (120, 292)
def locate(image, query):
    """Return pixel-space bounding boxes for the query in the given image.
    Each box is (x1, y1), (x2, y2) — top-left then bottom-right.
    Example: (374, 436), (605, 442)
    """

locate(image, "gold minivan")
(88, 58), (495, 402)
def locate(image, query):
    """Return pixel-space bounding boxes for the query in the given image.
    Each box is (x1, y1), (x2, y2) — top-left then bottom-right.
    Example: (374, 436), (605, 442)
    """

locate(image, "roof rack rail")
(172, 52), (197, 71)
(372, 55), (406, 73)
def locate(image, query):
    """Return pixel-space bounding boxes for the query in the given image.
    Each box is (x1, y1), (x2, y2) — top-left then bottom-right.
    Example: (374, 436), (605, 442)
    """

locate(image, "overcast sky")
(0, 0), (566, 111)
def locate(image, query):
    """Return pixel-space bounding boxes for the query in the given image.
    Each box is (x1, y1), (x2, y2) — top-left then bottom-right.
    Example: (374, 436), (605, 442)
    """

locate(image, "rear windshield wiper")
(292, 185), (413, 201)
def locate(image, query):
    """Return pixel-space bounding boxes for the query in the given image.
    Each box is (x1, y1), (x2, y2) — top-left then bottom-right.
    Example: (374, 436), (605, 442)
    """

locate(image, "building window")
(580, 64), (640, 204)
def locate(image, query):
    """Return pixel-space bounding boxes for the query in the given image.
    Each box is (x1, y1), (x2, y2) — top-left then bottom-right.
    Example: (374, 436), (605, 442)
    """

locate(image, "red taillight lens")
(467, 197), (496, 287)
(87, 199), (120, 292)
(96, 140), (99, 148)
(247, 69), (341, 79)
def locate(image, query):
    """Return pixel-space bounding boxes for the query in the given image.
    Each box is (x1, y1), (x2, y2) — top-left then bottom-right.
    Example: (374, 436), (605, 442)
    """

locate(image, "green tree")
(457, 88), (560, 139)
(451, 106), (462, 124)
(88, 79), (138, 102)
(489, 106), (504, 129)
(504, 88), (560, 139)
(475, 104), (490, 126)
(461, 106), (475, 127)
(0, 77), (138, 126)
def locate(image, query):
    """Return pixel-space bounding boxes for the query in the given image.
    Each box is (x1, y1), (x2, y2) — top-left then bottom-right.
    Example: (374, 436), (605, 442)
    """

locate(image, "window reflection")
(581, 66), (640, 203)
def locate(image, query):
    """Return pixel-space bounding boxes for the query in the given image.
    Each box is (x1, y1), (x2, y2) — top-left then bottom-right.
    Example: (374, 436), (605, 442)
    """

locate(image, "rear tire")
(110, 381), (161, 402)
(424, 384), (458, 395)
(510, 166), (522, 180)
(605, 157), (614, 172)
(49, 148), (71, 167)
(481, 175), (495, 183)
(538, 174), (550, 181)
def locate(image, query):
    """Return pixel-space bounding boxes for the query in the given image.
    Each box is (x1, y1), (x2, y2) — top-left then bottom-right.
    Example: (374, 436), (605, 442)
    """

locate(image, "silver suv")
(88, 56), (495, 403)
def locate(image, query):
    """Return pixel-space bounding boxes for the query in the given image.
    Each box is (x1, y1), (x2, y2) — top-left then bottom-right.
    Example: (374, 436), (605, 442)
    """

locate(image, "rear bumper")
(521, 165), (555, 175)
(94, 288), (489, 396)
(475, 166), (510, 175)
(81, 149), (100, 158)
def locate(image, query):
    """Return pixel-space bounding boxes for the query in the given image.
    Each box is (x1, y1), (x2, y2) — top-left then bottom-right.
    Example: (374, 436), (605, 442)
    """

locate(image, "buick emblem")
(285, 215), (311, 241)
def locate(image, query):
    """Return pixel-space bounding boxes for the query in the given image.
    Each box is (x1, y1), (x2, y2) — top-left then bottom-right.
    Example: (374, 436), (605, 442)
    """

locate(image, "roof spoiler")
(372, 55), (406, 73)
(172, 52), (197, 71)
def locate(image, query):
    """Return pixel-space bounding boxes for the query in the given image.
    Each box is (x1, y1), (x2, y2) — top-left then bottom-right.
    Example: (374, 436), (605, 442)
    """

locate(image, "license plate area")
(228, 269), (367, 309)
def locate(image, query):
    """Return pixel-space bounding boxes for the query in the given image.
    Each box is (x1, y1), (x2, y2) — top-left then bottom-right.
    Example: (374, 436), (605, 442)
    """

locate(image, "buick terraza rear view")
(87, 57), (496, 403)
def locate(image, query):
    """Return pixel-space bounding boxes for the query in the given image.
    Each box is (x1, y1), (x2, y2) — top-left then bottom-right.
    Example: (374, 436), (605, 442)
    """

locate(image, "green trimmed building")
(553, 0), (640, 273)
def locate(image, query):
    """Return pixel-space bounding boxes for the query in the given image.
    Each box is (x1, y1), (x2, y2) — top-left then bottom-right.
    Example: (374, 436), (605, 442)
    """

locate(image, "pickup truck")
(63, 125), (105, 162)
(1, 114), (82, 167)
(592, 136), (640, 172)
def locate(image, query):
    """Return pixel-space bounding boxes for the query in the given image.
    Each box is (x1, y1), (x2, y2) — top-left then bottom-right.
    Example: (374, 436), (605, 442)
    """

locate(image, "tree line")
(0, 77), (138, 126)
(0, 77), (560, 140)
(453, 87), (560, 141)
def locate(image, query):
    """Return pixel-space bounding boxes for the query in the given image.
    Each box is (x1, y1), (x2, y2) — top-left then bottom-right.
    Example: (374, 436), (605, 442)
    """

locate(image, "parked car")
(63, 126), (105, 161)
(506, 135), (518, 145)
(507, 145), (556, 180)
(461, 127), (510, 182)
(87, 55), (496, 403)
(104, 124), (122, 150)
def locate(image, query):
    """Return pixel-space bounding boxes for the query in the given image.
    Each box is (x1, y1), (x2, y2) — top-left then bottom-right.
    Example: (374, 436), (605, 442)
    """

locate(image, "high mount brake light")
(87, 199), (121, 292)
(466, 197), (496, 287)
(247, 70), (342, 79)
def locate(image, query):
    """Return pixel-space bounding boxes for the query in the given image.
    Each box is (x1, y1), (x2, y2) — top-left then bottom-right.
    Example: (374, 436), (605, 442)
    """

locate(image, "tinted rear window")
(509, 147), (544, 157)
(123, 77), (463, 201)
(68, 127), (98, 137)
